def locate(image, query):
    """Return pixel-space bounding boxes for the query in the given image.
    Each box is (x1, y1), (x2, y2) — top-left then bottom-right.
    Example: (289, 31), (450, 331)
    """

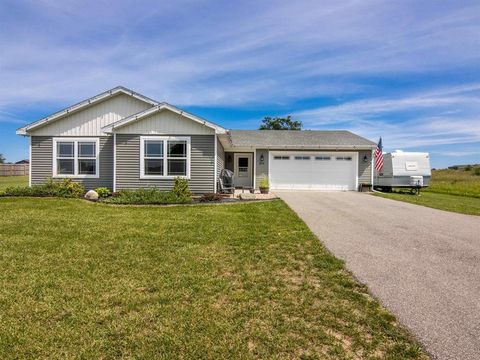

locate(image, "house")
(15, 159), (29, 164)
(17, 86), (376, 193)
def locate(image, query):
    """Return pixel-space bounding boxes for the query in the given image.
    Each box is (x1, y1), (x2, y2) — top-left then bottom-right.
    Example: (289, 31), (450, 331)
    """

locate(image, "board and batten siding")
(28, 94), (152, 136)
(31, 136), (114, 189)
(115, 110), (215, 135)
(116, 134), (215, 194)
(357, 150), (372, 184)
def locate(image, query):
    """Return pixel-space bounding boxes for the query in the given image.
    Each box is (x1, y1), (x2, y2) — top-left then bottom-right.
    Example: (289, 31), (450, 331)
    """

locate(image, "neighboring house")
(15, 159), (29, 164)
(17, 86), (376, 193)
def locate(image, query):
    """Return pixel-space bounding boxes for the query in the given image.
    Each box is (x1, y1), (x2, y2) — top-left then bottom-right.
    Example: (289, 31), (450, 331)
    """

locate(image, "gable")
(25, 93), (153, 136)
(114, 108), (215, 135)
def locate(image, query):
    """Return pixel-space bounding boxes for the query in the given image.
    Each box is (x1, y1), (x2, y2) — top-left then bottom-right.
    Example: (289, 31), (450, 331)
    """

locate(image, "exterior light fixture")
(363, 154), (368, 162)
(260, 154), (264, 164)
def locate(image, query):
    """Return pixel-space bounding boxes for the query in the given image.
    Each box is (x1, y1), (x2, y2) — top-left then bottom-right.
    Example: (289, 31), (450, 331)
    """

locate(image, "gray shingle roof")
(224, 130), (376, 149)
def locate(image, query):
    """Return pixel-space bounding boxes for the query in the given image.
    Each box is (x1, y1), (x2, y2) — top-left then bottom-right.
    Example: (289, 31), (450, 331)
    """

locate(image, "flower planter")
(260, 187), (269, 194)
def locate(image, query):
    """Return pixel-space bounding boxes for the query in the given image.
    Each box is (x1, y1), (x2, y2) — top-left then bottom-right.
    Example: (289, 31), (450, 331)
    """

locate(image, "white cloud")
(0, 0), (479, 108)
(294, 84), (480, 150)
(437, 151), (480, 157)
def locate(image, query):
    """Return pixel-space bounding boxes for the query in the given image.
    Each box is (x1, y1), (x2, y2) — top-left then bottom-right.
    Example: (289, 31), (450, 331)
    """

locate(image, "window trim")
(52, 138), (100, 178)
(140, 136), (191, 179)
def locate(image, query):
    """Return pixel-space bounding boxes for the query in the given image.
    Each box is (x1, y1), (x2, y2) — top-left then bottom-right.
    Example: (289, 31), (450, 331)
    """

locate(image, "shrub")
(95, 187), (111, 198)
(102, 188), (192, 205)
(172, 177), (192, 197)
(464, 165), (472, 171)
(474, 167), (480, 176)
(259, 174), (269, 189)
(57, 179), (84, 198)
(200, 193), (223, 202)
(1, 178), (84, 198)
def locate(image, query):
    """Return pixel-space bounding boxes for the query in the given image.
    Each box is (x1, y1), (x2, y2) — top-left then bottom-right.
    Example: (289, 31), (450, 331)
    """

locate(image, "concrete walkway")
(276, 191), (480, 360)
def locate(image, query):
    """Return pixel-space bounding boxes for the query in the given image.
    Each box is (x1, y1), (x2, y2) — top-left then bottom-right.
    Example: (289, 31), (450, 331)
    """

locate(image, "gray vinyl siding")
(357, 150), (372, 184)
(216, 137), (225, 178)
(31, 136), (114, 190)
(31, 136), (53, 185)
(116, 134), (215, 194)
(255, 149), (269, 189)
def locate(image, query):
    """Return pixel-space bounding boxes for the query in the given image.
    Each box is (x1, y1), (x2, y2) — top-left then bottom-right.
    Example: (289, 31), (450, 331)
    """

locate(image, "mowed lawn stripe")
(0, 198), (427, 359)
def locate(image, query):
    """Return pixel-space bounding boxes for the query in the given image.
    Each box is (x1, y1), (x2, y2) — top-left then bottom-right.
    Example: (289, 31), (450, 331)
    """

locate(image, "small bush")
(172, 177), (192, 197)
(259, 174), (269, 189)
(200, 193), (223, 202)
(95, 187), (111, 198)
(57, 179), (84, 198)
(102, 188), (192, 205)
(1, 178), (84, 198)
(464, 166), (472, 171)
(474, 167), (480, 176)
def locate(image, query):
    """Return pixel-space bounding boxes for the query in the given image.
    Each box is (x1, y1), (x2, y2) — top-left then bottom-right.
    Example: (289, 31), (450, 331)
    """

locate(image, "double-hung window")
(140, 136), (190, 178)
(53, 138), (99, 177)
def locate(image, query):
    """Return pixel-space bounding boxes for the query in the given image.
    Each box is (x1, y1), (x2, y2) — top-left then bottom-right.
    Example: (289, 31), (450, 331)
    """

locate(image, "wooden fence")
(0, 164), (29, 176)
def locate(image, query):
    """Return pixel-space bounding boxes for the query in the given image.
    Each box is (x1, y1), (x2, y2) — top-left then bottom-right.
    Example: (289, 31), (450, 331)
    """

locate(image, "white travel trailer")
(374, 151), (431, 190)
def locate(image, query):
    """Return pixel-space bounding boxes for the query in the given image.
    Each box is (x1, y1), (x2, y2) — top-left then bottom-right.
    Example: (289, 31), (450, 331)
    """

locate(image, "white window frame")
(140, 136), (191, 179)
(52, 138), (100, 178)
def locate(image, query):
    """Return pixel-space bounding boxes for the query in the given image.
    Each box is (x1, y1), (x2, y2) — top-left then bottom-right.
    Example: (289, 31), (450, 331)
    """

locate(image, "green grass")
(0, 198), (427, 359)
(374, 191), (480, 216)
(0, 175), (28, 190)
(425, 169), (480, 198)
(374, 168), (480, 215)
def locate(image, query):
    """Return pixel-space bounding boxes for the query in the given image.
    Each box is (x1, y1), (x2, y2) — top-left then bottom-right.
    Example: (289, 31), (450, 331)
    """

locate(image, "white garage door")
(269, 152), (357, 190)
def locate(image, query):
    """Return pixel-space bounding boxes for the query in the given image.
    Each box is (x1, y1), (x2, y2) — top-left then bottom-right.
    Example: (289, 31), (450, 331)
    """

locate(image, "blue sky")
(1, 0), (479, 168)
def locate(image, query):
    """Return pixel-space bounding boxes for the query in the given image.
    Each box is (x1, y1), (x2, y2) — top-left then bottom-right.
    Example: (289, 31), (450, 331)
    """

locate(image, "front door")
(234, 153), (253, 188)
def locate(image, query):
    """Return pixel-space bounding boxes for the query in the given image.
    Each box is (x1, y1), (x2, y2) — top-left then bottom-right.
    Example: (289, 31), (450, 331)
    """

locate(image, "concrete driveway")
(276, 191), (480, 360)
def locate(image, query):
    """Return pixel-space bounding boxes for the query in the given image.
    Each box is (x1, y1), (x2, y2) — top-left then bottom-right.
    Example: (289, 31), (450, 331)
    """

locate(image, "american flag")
(374, 137), (384, 172)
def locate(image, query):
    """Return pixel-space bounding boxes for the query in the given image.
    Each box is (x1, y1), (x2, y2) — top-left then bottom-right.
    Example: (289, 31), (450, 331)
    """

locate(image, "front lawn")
(374, 191), (480, 216)
(0, 198), (426, 359)
(0, 175), (28, 190)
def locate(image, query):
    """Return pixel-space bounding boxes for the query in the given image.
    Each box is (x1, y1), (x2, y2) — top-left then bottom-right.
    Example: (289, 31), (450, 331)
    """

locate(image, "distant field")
(426, 168), (480, 198)
(375, 168), (480, 215)
(0, 176), (28, 191)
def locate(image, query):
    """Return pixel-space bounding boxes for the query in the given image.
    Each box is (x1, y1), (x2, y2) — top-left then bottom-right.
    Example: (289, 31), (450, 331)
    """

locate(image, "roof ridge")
(17, 86), (159, 135)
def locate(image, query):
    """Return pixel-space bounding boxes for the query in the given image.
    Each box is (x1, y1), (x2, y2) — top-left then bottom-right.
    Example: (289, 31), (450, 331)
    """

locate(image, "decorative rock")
(239, 192), (256, 200)
(85, 190), (99, 201)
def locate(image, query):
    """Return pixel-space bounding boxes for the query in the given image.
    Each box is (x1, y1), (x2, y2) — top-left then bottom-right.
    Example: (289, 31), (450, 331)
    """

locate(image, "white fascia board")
(222, 145), (376, 152)
(16, 86), (159, 135)
(103, 103), (227, 134)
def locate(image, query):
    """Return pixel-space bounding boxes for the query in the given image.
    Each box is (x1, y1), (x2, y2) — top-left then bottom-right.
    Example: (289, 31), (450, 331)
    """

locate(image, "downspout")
(371, 148), (374, 190)
(113, 132), (117, 192)
(214, 133), (217, 193)
(371, 148), (382, 192)
(29, 136), (32, 187)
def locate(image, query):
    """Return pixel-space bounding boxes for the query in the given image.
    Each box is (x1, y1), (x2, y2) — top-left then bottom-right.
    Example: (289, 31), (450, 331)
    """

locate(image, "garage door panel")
(270, 152), (357, 191)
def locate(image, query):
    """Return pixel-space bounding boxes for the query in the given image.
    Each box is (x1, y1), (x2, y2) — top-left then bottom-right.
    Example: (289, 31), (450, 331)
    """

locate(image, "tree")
(259, 116), (302, 130)
(0, 153), (5, 164)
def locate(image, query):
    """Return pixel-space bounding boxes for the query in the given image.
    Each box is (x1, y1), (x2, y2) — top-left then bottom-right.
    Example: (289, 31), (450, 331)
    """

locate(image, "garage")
(269, 151), (358, 190)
